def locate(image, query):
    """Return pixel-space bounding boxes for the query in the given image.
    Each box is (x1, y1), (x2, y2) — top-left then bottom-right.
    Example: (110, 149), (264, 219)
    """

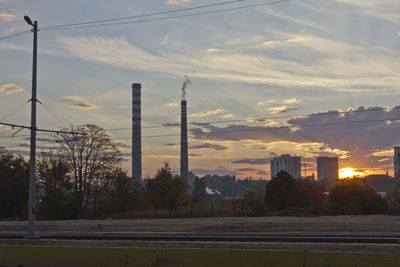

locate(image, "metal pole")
(27, 20), (38, 238)
(233, 193), (236, 217)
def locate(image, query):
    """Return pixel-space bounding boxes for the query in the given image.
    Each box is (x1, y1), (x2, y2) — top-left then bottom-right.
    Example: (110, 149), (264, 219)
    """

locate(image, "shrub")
(328, 179), (387, 215)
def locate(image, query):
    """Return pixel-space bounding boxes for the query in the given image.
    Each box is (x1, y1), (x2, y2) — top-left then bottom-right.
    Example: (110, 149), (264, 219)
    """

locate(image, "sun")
(339, 168), (364, 179)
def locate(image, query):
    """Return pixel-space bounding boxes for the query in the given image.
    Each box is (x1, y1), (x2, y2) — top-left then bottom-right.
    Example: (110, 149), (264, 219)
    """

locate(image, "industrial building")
(270, 154), (301, 179)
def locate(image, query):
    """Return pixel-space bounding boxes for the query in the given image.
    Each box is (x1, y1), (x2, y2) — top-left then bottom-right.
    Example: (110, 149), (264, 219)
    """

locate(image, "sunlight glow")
(339, 168), (365, 179)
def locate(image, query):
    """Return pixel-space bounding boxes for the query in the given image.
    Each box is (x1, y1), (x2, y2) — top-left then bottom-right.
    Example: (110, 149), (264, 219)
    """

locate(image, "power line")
(0, 133), (51, 140)
(0, 126), (13, 137)
(39, 0), (291, 32)
(2, 116), (398, 151)
(40, 0), (254, 30)
(112, 116), (400, 140)
(0, 0), (289, 41)
(0, 121), (82, 135)
(0, 100), (30, 121)
(38, 101), (71, 127)
(1, 107), (395, 140)
(104, 107), (393, 132)
(0, 30), (31, 42)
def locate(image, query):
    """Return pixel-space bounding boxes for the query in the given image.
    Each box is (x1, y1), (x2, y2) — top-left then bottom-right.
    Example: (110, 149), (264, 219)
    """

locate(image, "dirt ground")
(1, 215), (400, 232)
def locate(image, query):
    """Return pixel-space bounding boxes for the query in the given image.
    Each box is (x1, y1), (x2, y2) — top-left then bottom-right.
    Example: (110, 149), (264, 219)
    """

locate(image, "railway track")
(1, 232), (400, 244)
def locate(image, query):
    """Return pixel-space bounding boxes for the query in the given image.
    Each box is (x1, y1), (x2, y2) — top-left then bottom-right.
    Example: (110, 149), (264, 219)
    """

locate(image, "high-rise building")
(317, 157), (338, 188)
(394, 147), (400, 178)
(270, 154), (301, 179)
(132, 83), (142, 180)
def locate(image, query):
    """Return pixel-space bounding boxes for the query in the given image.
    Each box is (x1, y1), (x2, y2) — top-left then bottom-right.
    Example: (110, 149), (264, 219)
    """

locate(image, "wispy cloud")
(0, 83), (23, 95)
(59, 36), (400, 91)
(268, 105), (300, 114)
(166, 0), (191, 5)
(190, 109), (225, 117)
(63, 96), (99, 110)
(0, 11), (15, 22)
(284, 98), (301, 104)
(247, 118), (275, 126)
(206, 48), (220, 53)
(191, 142), (228, 151)
(220, 113), (234, 119)
(167, 101), (180, 107)
(263, 36), (308, 46)
(258, 99), (275, 106)
(233, 158), (270, 165)
(162, 123), (180, 127)
(268, 105), (288, 114)
(236, 168), (259, 172)
(165, 143), (179, 147)
(369, 149), (393, 157)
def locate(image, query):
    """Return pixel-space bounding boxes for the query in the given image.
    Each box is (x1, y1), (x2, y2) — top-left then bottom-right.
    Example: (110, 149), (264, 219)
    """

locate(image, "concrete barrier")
(0, 245), (399, 267)
(305, 251), (400, 267)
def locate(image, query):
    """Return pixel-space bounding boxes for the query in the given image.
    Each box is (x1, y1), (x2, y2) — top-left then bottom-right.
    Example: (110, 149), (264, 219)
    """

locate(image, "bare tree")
(57, 124), (120, 218)
(36, 151), (72, 218)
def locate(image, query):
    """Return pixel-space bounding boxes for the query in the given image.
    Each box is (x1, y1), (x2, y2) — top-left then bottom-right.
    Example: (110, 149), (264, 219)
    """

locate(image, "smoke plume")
(181, 75), (191, 100)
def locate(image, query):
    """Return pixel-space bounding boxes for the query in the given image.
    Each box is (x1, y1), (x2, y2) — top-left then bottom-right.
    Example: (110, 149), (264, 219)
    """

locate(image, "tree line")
(1, 124), (400, 219)
(0, 125), (189, 219)
(238, 170), (394, 216)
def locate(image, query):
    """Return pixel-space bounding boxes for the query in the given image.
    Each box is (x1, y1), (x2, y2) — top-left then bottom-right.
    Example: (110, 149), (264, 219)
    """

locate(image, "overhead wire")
(40, 0), (256, 30)
(112, 116), (400, 140)
(0, 121), (83, 135)
(0, 30), (31, 42)
(0, 100), (30, 122)
(0, 0), (290, 41)
(38, 101), (71, 126)
(2, 116), (398, 153)
(39, 0), (291, 32)
(104, 106), (394, 132)
(0, 127), (13, 137)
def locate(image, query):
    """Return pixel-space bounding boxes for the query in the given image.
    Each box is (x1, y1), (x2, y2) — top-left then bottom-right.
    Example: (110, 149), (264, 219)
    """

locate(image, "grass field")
(1, 215), (400, 232)
(1, 239), (400, 252)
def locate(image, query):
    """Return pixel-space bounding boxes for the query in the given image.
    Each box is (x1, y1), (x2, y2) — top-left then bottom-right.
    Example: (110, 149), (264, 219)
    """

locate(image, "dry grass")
(1, 215), (400, 233)
(0, 239), (399, 253)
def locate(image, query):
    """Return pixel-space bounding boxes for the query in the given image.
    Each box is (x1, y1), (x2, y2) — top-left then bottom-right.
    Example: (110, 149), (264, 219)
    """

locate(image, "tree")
(238, 190), (266, 216)
(264, 171), (307, 211)
(96, 167), (142, 215)
(299, 179), (326, 206)
(57, 124), (120, 218)
(0, 153), (29, 218)
(36, 152), (74, 219)
(145, 162), (188, 215)
(329, 179), (387, 215)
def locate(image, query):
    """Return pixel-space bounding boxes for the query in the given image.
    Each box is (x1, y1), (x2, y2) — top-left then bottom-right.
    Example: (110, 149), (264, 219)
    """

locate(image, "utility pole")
(25, 15), (38, 239)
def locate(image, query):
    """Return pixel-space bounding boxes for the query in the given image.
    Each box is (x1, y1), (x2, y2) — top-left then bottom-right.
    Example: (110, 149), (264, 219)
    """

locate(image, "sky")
(0, 0), (400, 179)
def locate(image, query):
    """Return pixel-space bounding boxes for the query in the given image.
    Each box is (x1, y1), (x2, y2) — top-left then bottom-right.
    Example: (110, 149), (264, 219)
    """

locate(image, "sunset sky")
(0, 0), (399, 179)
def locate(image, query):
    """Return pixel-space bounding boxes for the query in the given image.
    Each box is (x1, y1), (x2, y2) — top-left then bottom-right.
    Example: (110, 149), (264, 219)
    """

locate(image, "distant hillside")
(363, 175), (396, 192)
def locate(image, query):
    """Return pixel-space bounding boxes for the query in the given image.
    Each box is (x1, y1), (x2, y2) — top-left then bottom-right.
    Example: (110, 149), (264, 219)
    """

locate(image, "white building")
(317, 157), (338, 188)
(270, 154), (301, 179)
(394, 147), (400, 178)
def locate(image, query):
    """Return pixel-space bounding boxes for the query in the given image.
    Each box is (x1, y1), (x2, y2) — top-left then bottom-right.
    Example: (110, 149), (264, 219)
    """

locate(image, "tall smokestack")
(132, 83), (142, 180)
(180, 99), (188, 180)
(180, 76), (191, 180)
